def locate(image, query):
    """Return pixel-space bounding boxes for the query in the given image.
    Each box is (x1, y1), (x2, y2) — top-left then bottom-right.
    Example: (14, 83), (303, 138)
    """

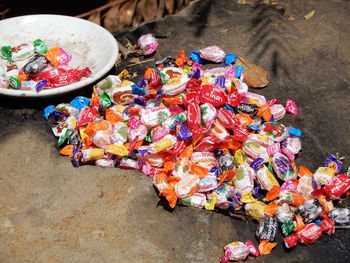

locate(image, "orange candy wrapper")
(258, 240), (277, 255)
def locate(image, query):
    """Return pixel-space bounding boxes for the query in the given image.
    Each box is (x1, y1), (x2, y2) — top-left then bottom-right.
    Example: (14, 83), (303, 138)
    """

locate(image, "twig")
(0, 8), (10, 18)
(127, 58), (155, 67)
(76, 0), (129, 18)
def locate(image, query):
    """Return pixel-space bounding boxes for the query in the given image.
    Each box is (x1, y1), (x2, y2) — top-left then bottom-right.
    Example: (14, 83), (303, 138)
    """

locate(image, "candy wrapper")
(220, 242), (251, 262)
(199, 45), (226, 63)
(297, 223), (322, 244)
(137, 34), (158, 55)
(329, 208), (350, 227)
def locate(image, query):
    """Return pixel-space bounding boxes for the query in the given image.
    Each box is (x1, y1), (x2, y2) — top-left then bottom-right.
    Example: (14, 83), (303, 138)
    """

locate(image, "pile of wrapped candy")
(0, 39), (91, 91)
(44, 45), (350, 262)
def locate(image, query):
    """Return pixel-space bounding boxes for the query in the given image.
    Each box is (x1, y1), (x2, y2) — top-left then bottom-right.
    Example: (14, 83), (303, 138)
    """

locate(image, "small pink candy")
(224, 65), (236, 79)
(152, 127), (170, 142)
(281, 180), (297, 191)
(267, 142), (281, 156)
(270, 104), (286, 120)
(199, 45), (225, 63)
(58, 48), (72, 66)
(244, 240), (260, 256)
(282, 149), (295, 161)
(286, 99), (298, 115)
(267, 98), (278, 106)
(137, 158), (151, 176)
(137, 34), (158, 55)
(128, 117), (141, 129)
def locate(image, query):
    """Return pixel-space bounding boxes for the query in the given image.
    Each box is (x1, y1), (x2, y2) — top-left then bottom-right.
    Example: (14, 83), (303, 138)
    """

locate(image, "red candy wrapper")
(185, 78), (202, 92)
(233, 125), (249, 141)
(185, 91), (200, 106)
(164, 140), (187, 155)
(324, 174), (350, 199)
(228, 88), (241, 107)
(187, 103), (201, 128)
(285, 99), (298, 115)
(283, 233), (299, 248)
(297, 223), (322, 244)
(320, 217), (335, 235)
(217, 108), (240, 130)
(35, 67), (91, 88)
(199, 84), (228, 107)
(77, 107), (98, 128)
(194, 135), (219, 152)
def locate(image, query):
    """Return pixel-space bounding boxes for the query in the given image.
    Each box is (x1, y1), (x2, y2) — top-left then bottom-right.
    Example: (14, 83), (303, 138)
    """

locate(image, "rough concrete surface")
(0, 0), (350, 262)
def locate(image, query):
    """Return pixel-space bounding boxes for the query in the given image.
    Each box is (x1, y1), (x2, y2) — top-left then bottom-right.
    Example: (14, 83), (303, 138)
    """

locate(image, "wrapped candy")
(329, 208), (350, 227)
(199, 45), (226, 63)
(161, 67), (189, 95)
(296, 199), (323, 223)
(272, 153), (296, 181)
(314, 167), (336, 185)
(256, 217), (278, 241)
(234, 164), (255, 194)
(137, 34), (158, 55)
(220, 242), (251, 263)
(296, 223), (322, 244)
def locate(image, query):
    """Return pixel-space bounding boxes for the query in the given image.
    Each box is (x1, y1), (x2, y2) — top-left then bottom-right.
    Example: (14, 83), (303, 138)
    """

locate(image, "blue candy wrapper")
(44, 105), (55, 120)
(70, 96), (90, 110)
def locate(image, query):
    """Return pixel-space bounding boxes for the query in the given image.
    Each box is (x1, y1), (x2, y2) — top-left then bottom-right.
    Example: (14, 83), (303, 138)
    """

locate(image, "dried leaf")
(157, 0), (166, 19)
(104, 5), (120, 32)
(118, 0), (138, 29)
(237, 0), (260, 5)
(284, 11), (295, 21)
(88, 11), (101, 25)
(115, 53), (122, 67)
(304, 10), (315, 20)
(218, 28), (231, 33)
(141, 0), (158, 21)
(236, 56), (269, 88)
(134, 0), (147, 26)
(165, 0), (175, 14)
(176, 0), (185, 11)
(128, 57), (142, 64)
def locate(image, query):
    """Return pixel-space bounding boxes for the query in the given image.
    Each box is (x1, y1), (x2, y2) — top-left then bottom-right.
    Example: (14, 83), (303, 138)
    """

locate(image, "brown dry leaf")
(141, 0), (158, 21)
(236, 56), (269, 88)
(157, 0), (166, 19)
(128, 57), (142, 64)
(176, 0), (185, 10)
(118, 0), (138, 28)
(284, 11), (295, 21)
(304, 10), (315, 20)
(104, 5), (120, 32)
(165, 0), (175, 14)
(218, 28), (231, 33)
(88, 11), (101, 25)
(133, 0), (147, 26)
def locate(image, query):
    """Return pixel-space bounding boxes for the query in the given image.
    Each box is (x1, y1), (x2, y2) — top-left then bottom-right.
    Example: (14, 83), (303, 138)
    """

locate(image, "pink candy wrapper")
(199, 45), (225, 63)
(137, 34), (158, 55)
(286, 99), (298, 115)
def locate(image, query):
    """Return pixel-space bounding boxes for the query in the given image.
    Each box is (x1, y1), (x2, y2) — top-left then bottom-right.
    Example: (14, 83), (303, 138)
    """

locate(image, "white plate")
(0, 14), (118, 98)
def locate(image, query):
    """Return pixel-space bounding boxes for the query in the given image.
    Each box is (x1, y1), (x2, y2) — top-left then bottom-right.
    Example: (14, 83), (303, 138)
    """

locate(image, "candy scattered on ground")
(0, 39), (91, 91)
(45, 44), (350, 262)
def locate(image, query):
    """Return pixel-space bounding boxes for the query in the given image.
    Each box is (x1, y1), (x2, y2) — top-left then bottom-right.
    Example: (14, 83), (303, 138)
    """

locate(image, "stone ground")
(0, 0), (350, 262)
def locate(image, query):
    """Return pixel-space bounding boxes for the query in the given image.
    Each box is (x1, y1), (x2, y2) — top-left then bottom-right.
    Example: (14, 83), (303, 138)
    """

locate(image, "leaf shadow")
(246, 1), (298, 80)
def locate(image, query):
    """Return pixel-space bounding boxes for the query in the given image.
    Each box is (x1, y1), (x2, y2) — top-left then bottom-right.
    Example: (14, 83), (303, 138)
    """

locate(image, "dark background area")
(1, 0), (108, 18)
